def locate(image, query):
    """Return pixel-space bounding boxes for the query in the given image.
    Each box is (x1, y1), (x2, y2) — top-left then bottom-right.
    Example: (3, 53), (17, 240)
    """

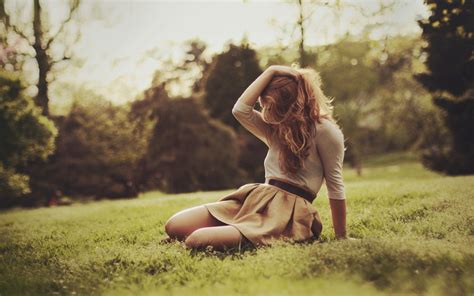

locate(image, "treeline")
(1, 16), (472, 207)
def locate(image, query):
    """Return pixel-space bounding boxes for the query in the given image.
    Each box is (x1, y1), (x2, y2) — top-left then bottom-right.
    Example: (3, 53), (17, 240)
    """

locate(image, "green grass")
(1, 152), (473, 295)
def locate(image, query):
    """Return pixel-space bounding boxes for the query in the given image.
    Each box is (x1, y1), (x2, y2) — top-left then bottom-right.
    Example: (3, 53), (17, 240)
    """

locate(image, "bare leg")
(164, 205), (227, 241)
(184, 225), (246, 251)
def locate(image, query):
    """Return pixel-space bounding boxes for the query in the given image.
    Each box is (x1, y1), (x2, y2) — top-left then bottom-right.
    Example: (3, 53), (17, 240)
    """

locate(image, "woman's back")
(233, 100), (346, 201)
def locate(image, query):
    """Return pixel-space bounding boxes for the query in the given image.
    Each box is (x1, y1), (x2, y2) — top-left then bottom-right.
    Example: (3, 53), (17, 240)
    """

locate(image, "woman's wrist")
(265, 66), (276, 77)
(236, 66), (277, 107)
(266, 65), (300, 79)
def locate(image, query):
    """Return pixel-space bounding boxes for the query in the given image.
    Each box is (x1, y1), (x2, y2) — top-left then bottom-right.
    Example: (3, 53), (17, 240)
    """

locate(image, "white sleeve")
(316, 122), (346, 200)
(232, 100), (273, 147)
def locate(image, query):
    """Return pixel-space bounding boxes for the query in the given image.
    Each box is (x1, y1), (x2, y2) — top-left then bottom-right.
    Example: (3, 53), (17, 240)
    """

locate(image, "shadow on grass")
(180, 235), (326, 259)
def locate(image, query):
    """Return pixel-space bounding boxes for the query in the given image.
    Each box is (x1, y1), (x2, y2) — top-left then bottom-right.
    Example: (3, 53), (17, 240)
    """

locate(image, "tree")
(311, 35), (432, 173)
(415, 0), (474, 175)
(25, 92), (149, 202)
(201, 42), (268, 182)
(146, 38), (212, 99)
(202, 43), (262, 130)
(0, 71), (57, 206)
(1, 0), (82, 116)
(416, 0), (473, 96)
(270, 0), (396, 68)
(134, 83), (244, 193)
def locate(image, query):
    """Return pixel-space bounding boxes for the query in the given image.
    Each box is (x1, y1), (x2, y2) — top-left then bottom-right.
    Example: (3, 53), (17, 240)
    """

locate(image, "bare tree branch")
(2, 3), (32, 44)
(343, 0), (396, 19)
(45, 0), (80, 50)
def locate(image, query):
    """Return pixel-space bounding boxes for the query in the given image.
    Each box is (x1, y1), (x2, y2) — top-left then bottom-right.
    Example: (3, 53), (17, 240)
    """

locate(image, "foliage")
(415, 0), (474, 175)
(140, 87), (244, 193)
(235, 132), (267, 183)
(25, 94), (147, 203)
(147, 39), (211, 100)
(202, 43), (262, 130)
(257, 35), (437, 167)
(1, 0), (82, 116)
(420, 90), (474, 175)
(0, 154), (472, 295)
(315, 35), (434, 161)
(0, 71), (57, 203)
(201, 42), (268, 182)
(415, 0), (473, 96)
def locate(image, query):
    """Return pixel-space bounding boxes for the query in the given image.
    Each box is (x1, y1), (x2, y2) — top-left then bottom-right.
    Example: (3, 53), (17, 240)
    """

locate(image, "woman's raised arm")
(231, 67), (276, 146)
(235, 67), (275, 107)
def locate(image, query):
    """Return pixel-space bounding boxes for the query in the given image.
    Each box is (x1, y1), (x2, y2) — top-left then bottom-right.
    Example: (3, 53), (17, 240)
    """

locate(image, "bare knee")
(184, 229), (209, 249)
(164, 206), (222, 240)
(164, 216), (183, 240)
(164, 219), (172, 235)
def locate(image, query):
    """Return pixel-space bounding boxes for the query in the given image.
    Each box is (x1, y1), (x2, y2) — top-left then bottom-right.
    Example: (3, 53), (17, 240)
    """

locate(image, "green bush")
(0, 71), (57, 205)
(143, 96), (244, 193)
(26, 98), (146, 202)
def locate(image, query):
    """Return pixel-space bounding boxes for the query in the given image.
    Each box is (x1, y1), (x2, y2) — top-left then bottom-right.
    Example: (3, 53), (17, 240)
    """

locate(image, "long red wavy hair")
(258, 66), (337, 176)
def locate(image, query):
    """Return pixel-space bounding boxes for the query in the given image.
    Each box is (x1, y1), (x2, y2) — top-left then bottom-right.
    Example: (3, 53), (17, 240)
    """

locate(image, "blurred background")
(1, 0), (472, 208)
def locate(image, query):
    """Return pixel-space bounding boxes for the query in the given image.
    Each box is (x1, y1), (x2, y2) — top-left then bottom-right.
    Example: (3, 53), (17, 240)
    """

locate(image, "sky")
(8, 0), (430, 107)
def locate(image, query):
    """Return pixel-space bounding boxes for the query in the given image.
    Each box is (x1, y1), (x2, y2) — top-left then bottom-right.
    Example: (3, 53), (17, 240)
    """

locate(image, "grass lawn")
(0, 152), (473, 295)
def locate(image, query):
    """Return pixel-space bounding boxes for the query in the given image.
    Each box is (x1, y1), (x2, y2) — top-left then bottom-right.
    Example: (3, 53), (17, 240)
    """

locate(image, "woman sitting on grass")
(163, 64), (349, 251)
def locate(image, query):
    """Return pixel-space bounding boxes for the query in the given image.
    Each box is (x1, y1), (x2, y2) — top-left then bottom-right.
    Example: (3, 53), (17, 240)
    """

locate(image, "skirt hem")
(203, 183), (322, 247)
(203, 204), (258, 246)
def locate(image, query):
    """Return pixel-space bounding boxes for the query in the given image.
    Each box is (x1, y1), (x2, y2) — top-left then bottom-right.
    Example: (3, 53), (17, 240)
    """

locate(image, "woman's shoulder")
(315, 117), (344, 142)
(316, 117), (343, 133)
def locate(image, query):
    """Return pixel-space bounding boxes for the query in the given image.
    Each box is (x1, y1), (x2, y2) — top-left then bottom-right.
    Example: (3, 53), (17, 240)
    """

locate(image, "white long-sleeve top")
(232, 98), (346, 200)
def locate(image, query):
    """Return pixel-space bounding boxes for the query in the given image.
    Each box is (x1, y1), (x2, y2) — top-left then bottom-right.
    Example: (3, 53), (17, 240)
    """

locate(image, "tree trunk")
(32, 0), (50, 117)
(297, 0), (307, 67)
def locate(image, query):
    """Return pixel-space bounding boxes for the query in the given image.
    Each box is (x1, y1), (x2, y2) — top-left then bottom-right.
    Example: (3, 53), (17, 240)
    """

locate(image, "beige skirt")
(203, 182), (323, 247)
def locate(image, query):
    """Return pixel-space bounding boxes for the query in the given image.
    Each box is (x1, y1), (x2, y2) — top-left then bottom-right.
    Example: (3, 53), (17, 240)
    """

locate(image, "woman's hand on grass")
(334, 231), (359, 241)
(335, 235), (359, 241)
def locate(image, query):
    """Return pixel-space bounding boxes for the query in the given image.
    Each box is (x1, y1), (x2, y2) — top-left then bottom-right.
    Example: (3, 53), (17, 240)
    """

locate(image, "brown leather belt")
(267, 178), (316, 203)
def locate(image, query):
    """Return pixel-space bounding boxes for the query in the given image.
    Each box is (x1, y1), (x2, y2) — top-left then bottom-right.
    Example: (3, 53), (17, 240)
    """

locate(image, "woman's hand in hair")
(268, 65), (301, 80)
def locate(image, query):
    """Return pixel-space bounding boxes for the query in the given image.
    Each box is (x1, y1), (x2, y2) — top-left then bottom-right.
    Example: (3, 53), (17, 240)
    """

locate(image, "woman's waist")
(264, 176), (317, 197)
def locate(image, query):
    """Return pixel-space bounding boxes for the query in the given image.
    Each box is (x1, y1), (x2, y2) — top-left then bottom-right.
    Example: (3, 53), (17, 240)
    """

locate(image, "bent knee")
(184, 229), (209, 249)
(164, 217), (182, 238)
(164, 217), (173, 234)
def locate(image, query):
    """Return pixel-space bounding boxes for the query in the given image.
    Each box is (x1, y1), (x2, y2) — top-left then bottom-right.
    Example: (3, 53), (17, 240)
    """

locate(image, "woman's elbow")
(231, 108), (251, 121)
(231, 106), (240, 117)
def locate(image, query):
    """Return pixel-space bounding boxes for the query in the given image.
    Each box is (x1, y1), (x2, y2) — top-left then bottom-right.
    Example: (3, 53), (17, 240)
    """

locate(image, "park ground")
(0, 152), (473, 295)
